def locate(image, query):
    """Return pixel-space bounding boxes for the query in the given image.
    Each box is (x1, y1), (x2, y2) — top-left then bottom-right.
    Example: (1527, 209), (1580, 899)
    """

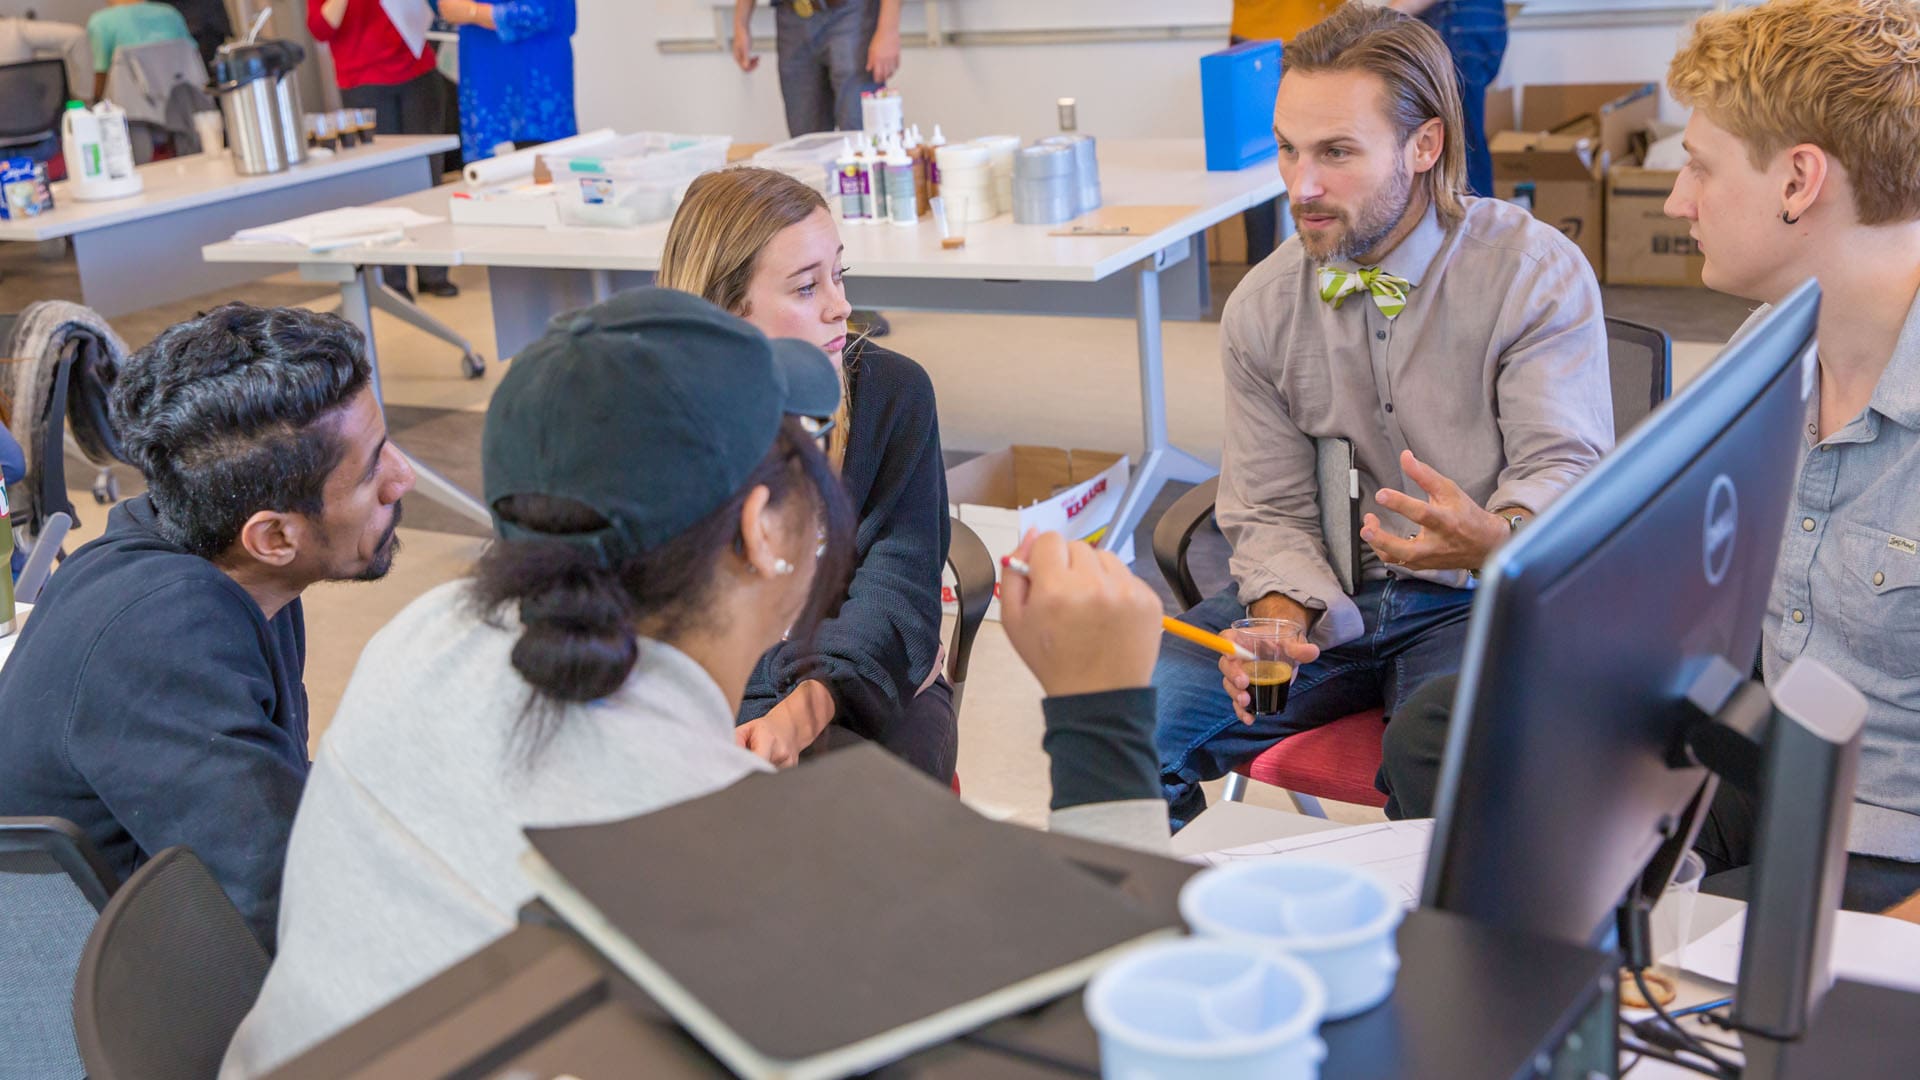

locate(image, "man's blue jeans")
(774, 0), (882, 136)
(1153, 577), (1475, 828)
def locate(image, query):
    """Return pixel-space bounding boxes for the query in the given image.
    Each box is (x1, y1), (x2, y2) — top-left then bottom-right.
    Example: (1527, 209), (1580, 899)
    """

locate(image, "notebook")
(1317, 436), (1362, 596)
(520, 745), (1180, 1080)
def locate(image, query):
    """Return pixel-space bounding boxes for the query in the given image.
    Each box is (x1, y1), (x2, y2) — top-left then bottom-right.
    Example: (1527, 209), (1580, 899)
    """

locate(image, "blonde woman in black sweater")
(658, 166), (955, 781)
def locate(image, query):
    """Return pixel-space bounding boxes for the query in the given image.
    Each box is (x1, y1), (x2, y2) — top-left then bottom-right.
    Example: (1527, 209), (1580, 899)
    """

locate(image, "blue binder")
(1200, 40), (1283, 172)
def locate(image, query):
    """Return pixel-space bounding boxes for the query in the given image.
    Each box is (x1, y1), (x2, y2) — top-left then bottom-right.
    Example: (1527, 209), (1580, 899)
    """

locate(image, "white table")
(201, 139), (1287, 535)
(3, 136), (458, 317)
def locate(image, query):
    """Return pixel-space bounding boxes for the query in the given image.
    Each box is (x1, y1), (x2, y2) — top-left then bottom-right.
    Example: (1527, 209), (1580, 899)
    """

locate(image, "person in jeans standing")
(1391, 0), (1508, 197)
(731, 0), (900, 336)
(310, 0), (460, 299)
(731, 0), (900, 135)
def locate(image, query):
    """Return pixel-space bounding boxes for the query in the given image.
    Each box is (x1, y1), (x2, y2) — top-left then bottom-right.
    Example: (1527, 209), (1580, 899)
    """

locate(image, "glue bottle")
(906, 125), (931, 217)
(926, 124), (947, 196)
(835, 137), (869, 223)
(884, 135), (917, 225)
(860, 135), (889, 222)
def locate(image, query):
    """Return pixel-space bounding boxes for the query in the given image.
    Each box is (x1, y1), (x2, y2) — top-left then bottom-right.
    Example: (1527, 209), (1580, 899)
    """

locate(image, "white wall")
(576, 1), (1230, 145)
(574, 1), (1718, 146)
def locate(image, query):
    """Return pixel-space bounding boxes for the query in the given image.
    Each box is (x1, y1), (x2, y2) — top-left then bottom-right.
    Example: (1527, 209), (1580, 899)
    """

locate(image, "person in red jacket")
(309, 0), (459, 300)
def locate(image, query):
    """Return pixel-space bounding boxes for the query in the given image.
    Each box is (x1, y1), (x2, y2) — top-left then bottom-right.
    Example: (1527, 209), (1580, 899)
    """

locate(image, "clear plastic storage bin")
(541, 132), (732, 228)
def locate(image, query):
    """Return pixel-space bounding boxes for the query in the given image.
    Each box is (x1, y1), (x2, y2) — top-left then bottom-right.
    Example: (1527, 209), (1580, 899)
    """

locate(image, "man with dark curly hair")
(0, 304), (414, 949)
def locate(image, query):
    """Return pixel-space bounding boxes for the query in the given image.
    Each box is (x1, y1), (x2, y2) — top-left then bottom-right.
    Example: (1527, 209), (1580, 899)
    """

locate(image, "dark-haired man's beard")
(352, 501), (404, 582)
(1292, 160), (1415, 265)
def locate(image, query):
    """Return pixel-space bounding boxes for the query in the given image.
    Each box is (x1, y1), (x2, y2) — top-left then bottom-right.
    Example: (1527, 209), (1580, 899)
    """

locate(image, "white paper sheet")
(1185, 819), (1434, 909)
(230, 207), (443, 248)
(1679, 908), (1920, 994)
(381, 0), (435, 58)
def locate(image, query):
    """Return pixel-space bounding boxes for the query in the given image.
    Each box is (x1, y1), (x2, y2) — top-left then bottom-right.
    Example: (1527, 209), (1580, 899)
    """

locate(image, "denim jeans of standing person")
(1153, 577), (1475, 829)
(775, 0), (882, 135)
(1420, 0), (1508, 197)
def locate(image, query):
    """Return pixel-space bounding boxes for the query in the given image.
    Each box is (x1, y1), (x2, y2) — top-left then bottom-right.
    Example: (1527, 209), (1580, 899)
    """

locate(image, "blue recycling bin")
(1201, 40), (1283, 172)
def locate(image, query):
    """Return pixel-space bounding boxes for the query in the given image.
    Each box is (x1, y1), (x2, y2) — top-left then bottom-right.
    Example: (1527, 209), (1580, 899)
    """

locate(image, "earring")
(773, 558), (795, 577)
(1781, 209), (1802, 225)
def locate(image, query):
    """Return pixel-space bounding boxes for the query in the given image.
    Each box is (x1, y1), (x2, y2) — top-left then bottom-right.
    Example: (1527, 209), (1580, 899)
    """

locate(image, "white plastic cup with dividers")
(1179, 860), (1404, 1020)
(1086, 938), (1327, 1080)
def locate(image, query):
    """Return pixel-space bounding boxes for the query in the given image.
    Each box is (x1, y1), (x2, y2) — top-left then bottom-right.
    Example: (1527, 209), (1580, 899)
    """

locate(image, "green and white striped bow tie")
(1317, 266), (1413, 319)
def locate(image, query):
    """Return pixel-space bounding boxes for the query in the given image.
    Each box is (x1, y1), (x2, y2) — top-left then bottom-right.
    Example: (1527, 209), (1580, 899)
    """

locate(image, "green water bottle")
(0, 484), (14, 638)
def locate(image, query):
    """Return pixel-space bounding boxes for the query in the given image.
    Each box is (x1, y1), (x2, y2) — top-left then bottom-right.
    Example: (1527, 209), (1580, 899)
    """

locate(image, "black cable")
(1619, 1035), (1737, 1080)
(1634, 967), (1743, 1077)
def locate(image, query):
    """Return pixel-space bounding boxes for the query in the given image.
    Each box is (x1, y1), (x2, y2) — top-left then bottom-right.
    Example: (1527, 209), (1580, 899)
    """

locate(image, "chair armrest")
(1151, 475), (1220, 612)
(945, 516), (995, 688)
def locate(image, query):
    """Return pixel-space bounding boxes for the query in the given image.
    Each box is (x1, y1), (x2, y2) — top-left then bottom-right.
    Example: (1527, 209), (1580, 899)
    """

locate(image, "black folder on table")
(521, 745), (1182, 1080)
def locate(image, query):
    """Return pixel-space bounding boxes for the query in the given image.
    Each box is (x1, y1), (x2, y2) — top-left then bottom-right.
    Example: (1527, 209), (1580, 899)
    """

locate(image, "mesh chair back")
(0, 819), (118, 1080)
(0, 60), (70, 145)
(72, 848), (269, 1080)
(1604, 316), (1674, 438)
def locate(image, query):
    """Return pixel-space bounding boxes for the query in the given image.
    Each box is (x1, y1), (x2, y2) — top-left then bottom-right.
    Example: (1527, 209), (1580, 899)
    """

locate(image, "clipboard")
(1048, 205), (1199, 237)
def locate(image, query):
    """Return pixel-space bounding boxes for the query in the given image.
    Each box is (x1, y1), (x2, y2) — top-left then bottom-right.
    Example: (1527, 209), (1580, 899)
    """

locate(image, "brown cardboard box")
(1205, 213), (1251, 265)
(1488, 82), (1660, 278)
(1605, 166), (1705, 287)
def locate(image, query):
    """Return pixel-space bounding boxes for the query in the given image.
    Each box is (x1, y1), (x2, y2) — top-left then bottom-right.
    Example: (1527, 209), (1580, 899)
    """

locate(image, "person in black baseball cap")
(223, 286), (864, 1072)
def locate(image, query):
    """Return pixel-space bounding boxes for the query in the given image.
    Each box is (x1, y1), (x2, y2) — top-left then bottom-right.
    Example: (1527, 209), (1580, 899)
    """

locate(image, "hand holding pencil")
(998, 530), (1164, 699)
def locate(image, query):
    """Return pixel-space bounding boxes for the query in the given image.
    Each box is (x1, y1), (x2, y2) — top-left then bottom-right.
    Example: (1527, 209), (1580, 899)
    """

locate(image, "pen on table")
(1000, 555), (1257, 661)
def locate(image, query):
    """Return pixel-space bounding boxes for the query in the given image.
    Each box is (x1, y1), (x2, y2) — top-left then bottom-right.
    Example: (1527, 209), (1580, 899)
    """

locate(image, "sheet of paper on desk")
(1678, 907), (1920, 994)
(1184, 819), (1433, 908)
(230, 207), (443, 246)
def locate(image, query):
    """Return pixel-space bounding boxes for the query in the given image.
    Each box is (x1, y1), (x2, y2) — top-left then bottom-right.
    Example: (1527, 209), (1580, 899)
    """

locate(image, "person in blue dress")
(431, 0), (578, 162)
(1391, 0), (1507, 197)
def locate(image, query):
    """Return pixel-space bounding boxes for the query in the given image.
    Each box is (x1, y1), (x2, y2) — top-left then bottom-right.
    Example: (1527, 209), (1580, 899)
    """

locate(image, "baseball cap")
(481, 287), (840, 565)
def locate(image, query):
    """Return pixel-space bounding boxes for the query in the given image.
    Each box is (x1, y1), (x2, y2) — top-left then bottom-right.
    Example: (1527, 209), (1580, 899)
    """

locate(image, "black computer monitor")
(1421, 281), (1822, 947)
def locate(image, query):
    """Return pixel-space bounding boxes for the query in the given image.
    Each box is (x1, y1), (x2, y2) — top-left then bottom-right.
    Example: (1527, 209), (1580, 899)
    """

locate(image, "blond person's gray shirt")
(1217, 197), (1614, 646)
(1739, 289), (1920, 861)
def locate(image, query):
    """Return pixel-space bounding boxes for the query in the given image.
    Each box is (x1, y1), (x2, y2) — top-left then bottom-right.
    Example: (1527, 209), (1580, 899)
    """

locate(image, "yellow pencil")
(1159, 617), (1258, 661)
(1000, 555), (1256, 661)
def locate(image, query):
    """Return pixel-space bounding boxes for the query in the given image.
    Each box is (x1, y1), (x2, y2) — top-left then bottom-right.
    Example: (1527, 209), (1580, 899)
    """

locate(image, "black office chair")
(0, 59), (72, 170)
(944, 516), (995, 717)
(0, 817), (120, 1079)
(72, 847), (270, 1080)
(1149, 316), (1675, 809)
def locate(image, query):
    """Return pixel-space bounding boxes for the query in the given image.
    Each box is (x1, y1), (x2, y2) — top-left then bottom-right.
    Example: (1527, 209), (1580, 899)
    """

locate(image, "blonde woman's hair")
(1668, 0), (1920, 226)
(659, 166), (852, 467)
(1284, 3), (1469, 227)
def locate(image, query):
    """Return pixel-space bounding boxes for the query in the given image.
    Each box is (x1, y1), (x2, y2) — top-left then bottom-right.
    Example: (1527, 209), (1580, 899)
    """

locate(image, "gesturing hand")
(1363, 450), (1512, 572)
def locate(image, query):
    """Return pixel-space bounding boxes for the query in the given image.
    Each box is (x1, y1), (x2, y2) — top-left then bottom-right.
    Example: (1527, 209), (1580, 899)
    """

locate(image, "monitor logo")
(1704, 475), (1738, 587)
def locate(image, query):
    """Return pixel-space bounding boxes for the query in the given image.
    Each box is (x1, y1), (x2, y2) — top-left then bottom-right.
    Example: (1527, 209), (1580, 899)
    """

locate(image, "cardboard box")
(942, 446), (1133, 620)
(1488, 82), (1660, 278)
(1205, 212), (1251, 265)
(1605, 166), (1705, 287)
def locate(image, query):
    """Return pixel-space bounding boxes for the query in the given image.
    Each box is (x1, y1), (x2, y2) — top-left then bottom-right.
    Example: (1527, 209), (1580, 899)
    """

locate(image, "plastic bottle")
(926, 124), (947, 195)
(906, 126), (931, 217)
(92, 100), (136, 180)
(884, 136), (917, 225)
(835, 137), (869, 223)
(860, 135), (888, 222)
(61, 101), (105, 186)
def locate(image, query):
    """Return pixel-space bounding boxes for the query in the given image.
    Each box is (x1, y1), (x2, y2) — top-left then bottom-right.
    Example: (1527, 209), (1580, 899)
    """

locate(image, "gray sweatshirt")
(221, 580), (1167, 1077)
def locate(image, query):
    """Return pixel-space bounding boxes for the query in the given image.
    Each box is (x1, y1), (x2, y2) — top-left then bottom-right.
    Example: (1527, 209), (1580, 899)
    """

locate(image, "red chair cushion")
(1235, 708), (1389, 808)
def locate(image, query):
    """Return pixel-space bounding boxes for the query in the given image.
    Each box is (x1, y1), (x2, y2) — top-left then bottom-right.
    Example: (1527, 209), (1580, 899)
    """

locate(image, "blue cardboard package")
(1200, 40), (1282, 172)
(0, 158), (55, 219)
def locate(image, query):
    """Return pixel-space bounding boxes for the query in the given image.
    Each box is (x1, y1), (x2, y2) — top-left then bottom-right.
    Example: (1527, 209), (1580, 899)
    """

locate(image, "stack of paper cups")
(975, 134), (1021, 215)
(1012, 143), (1077, 224)
(1039, 133), (1101, 215)
(933, 142), (996, 222)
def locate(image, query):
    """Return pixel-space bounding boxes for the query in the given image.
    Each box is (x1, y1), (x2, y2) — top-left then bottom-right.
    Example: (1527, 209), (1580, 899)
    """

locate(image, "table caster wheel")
(461, 351), (486, 379)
